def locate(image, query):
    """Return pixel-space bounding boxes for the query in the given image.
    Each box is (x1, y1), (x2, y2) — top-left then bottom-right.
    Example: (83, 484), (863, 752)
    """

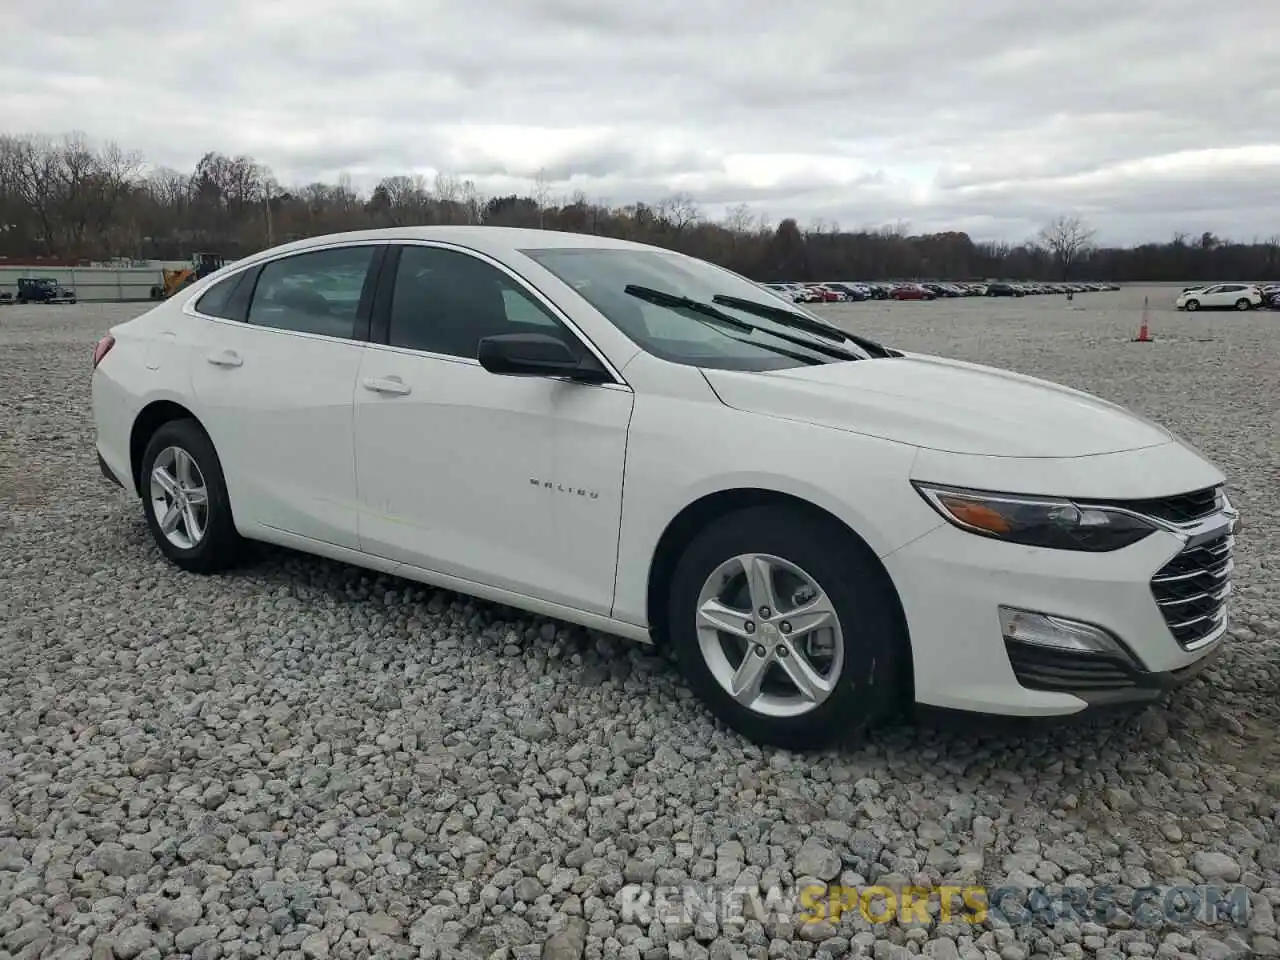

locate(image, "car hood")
(702, 353), (1173, 457)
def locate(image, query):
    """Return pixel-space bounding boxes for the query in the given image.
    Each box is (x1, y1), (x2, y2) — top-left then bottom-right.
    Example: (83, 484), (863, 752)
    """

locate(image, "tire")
(139, 418), (242, 573)
(1184, 299), (1199, 311)
(1235, 298), (1252, 311)
(665, 505), (905, 749)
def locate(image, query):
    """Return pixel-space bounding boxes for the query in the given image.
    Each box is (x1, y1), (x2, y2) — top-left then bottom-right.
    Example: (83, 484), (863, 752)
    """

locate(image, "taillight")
(93, 335), (115, 369)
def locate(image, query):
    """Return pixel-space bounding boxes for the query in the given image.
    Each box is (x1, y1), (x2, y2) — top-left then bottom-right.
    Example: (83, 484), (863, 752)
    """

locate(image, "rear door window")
(246, 246), (377, 339)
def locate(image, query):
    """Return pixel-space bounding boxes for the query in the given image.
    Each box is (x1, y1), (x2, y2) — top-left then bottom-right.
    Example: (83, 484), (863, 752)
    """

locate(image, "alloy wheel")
(148, 445), (209, 550)
(694, 553), (844, 717)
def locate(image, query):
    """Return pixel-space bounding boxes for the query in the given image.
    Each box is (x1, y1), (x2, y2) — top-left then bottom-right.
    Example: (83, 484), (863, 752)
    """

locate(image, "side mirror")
(477, 332), (612, 383)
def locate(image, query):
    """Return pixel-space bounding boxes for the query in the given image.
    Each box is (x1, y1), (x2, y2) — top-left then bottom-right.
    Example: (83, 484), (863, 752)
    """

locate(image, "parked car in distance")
(1175, 283), (1263, 311)
(93, 226), (1239, 749)
(890, 282), (936, 300)
(823, 283), (867, 302)
(802, 283), (843, 302)
(986, 282), (1023, 298)
(16, 277), (77, 304)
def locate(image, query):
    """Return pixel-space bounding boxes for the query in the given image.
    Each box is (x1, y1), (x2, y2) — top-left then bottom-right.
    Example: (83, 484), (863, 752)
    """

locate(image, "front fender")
(610, 391), (937, 627)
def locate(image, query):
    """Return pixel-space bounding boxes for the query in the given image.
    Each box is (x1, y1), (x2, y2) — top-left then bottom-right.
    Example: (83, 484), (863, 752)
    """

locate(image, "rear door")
(187, 243), (385, 549)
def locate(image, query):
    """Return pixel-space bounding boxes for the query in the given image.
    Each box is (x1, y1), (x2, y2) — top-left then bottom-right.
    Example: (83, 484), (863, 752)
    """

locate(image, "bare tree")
(722, 203), (753, 235)
(653, 193), (700, 235)
(434, 172), (463, 224)
(461, 179), (480, 224)
(1037, 214), (1097, 280)
(1266, 234), (1280, 274)
(533, 168), (551, 229)
(876, 219), (910, 239)
(4, 135), (60, 252)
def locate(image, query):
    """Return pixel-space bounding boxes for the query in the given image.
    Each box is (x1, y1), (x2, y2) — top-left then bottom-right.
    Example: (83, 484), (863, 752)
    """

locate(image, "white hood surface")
(703, 353), (1173, 458)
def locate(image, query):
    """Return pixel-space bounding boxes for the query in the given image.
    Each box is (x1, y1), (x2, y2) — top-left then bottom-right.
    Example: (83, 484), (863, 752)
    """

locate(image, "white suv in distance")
(92, 227), (1239, 748)
(1175, 283), (1263, 311)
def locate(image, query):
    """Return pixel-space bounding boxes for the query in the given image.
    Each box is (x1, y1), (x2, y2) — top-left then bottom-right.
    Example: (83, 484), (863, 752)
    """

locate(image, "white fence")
(0, 266), (169, 302)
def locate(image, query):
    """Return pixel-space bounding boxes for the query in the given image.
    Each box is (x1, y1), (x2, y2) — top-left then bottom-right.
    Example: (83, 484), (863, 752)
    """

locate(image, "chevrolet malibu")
(92, 227), (1239, 748)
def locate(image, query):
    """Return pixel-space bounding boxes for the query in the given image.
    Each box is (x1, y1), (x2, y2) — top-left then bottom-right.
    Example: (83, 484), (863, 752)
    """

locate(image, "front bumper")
(1002, 633), (1224, 708)
(883, 509), (1234, 717)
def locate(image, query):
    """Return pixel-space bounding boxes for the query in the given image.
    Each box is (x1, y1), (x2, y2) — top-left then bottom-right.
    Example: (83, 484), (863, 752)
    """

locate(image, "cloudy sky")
(4, 0), (1278, 244)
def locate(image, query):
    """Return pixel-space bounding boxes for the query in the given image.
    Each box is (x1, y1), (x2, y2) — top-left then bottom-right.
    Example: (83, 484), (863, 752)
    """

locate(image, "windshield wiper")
(624, 284), (861, 362)
(624, 285), (753, 333)
(711, 294), (898, 358)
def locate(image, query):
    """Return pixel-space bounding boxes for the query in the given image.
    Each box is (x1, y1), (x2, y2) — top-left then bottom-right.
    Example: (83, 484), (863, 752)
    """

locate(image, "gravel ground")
(1, 288), (1278, 960)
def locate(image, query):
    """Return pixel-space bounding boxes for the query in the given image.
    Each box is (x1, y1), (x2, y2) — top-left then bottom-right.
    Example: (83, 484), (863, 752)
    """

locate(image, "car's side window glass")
(194, 273), (243, 320)
(246, 246), (375, 339)
(387, 245), (568, 359)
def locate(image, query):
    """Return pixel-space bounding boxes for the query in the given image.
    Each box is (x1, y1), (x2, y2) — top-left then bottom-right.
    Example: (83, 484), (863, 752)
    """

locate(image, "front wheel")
(666, 506), (905, 749)
(1235, 298), (1252, 311)
(1184, 299), (1200, 311)
(140, 419), (242, 573)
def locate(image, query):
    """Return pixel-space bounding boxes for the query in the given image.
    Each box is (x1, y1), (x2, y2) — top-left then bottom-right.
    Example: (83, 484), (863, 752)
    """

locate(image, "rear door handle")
(362, 376), (411, 396)
(206, 350), (242, 368)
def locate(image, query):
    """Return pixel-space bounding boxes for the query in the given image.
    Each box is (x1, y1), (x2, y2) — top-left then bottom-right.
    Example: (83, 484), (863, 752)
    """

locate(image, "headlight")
(913, 482), (1158, 552)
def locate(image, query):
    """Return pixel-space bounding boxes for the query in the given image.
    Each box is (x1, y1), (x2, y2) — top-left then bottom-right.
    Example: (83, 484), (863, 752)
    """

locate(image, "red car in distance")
(890, 283), (936, 301)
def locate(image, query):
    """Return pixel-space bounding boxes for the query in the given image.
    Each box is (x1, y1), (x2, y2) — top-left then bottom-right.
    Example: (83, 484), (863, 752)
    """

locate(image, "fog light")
(998, 606), (1124, 655)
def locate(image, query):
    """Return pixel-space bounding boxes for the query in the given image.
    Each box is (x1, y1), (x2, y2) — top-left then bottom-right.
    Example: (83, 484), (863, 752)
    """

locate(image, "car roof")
(236, 226), (654, 268)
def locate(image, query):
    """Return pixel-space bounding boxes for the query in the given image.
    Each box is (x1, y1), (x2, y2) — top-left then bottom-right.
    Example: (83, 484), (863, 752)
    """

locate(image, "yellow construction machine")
(150, 253), (227, 300)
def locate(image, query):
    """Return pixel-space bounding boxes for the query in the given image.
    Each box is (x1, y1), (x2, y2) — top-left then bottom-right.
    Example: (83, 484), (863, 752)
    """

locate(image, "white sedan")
(93, 227), (1239, 748)
(1175, 283), (1263, 311)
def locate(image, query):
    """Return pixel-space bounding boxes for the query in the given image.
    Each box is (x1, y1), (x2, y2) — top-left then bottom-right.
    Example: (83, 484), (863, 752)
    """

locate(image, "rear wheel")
(140, 419), (242, 573)
(1235, 298), (1252, 311)
(666, 506), (905, 749)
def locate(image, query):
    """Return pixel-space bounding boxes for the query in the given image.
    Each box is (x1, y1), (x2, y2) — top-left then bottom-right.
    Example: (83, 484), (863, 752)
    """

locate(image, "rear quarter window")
(194, 272), (247, 320)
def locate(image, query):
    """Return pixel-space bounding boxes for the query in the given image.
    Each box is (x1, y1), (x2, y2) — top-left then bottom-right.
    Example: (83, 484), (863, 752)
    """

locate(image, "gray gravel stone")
(794, 840), (841, 881)
(1193, 851), (1243, 882)
(111, 926), (152, 959)
(2, 296), (1280, 958)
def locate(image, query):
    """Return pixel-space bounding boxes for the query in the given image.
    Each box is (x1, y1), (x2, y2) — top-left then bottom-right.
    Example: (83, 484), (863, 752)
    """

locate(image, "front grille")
(1005, 640), (1137, 692)
(1089, 485), (1222, 526)
(1150, 534), (1233, 649)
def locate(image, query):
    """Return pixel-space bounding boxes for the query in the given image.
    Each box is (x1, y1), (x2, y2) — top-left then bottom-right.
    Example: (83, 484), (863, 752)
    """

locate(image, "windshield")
(521, 247), (866, 371)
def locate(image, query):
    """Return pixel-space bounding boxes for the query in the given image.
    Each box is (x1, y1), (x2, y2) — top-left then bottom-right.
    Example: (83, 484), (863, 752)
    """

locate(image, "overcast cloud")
(3, 0), (1278, 243)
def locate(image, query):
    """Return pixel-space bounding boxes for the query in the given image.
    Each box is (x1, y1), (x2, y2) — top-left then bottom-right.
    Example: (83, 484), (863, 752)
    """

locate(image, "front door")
(354, 243), (633, 614)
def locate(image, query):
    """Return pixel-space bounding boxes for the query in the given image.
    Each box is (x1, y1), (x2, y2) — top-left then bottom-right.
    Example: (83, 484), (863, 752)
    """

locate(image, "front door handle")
(206, 350), (243, 368)
(362, 376), (411, 396)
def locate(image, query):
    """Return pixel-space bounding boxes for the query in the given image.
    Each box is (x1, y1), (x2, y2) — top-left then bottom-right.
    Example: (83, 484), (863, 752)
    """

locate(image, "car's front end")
(885, 461), (1237, 717)
(696, 347), (1239, 722)
(1175, 288), (1203, 309)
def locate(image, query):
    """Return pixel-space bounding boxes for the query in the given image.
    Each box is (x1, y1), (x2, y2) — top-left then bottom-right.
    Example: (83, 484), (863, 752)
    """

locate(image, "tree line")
(1, 132), (1277, 283)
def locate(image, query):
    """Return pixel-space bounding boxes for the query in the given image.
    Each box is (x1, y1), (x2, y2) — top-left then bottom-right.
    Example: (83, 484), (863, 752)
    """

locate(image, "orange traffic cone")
(1133, 295), (1152, 342)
